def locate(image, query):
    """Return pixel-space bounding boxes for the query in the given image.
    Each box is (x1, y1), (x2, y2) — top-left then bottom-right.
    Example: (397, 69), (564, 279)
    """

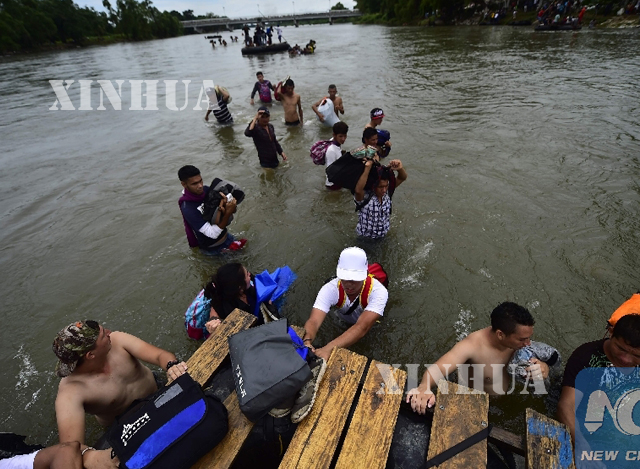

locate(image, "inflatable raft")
(535, 24), (582, 31)
(241, 42), (290, 55)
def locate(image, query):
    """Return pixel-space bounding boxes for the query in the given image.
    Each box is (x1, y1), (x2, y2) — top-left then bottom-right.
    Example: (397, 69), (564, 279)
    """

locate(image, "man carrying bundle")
(354, 157), (407, 239)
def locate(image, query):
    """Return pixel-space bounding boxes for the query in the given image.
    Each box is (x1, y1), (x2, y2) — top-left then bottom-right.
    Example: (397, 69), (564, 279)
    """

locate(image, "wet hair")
(284, 78), (294, 88)
(333, 121), (349, 135)
(612, 314), (640, 348)
(203, 263), (248, 320)
(362, 127), (378, 141)
(375, 166), (392, 185)
(256, 71), (263, 77)
(328, 84), (337, 90)
(490, 302), (535, 335)
(178, 165), (200, 182)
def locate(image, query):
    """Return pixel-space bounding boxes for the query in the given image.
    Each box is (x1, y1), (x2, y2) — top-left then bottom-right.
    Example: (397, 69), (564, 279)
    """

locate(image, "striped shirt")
(208, 92), (233, 124)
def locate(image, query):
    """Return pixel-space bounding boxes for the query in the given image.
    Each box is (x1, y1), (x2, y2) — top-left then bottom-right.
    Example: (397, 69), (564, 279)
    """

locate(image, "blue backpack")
(184, 290), (212, 340)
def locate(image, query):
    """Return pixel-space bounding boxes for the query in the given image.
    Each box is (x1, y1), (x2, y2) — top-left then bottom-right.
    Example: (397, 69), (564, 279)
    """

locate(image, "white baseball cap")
(336, 247), (368, 281)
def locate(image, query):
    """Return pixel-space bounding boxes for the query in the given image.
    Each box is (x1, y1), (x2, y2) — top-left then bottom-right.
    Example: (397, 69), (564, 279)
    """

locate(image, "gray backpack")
(228, 319), (311, 422)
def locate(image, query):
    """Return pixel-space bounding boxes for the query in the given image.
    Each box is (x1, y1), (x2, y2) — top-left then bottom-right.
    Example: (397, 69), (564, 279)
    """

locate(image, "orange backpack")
(608, 293), (640, 328)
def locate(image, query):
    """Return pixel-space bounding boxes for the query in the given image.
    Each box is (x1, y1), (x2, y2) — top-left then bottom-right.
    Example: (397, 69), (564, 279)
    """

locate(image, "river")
(1, 23), (639, 443)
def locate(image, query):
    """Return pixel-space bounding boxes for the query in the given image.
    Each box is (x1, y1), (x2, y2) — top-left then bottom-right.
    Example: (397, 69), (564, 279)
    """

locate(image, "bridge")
(181, 9), (362, 31)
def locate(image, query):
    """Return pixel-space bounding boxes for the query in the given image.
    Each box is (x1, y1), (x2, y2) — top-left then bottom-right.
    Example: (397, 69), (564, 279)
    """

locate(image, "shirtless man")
(276, 78), (303, 126)
(53, 320), (187, 468)
(365, 107), (385, 129)
(311, 84), (344, 122)
(407, 302), (550, 414)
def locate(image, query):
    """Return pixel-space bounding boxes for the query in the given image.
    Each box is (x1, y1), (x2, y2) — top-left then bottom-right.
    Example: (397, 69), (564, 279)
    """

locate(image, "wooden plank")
(191, 392), (254, 469)
(402, 395), (526, 456)
(489, 426), (526, 456)
(426, 380), (489, 468)
(181, 308), (256, 386)
(291, 325), (304, 339)
(335, 362), (407, 469)
(526, 408), (575, 469)
(279, 348), (368, 469)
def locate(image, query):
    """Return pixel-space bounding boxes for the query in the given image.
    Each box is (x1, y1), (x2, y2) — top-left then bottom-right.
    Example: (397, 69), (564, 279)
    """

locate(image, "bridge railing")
(181, 9), (361, 27)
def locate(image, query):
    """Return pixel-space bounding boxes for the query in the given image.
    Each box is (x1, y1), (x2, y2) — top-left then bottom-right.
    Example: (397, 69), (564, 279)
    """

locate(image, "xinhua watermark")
(373, 363), (549, 396)
(575, 367), (640, 468)
(48, 79), (217, 111)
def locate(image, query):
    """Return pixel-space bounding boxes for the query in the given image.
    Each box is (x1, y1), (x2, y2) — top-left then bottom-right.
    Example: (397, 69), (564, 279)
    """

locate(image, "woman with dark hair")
(185, 263), (258, 340)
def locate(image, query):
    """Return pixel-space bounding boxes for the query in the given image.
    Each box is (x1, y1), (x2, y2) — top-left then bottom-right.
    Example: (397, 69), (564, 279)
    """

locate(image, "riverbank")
(355, 10), (640, 28)
(0, 35), (133, 57)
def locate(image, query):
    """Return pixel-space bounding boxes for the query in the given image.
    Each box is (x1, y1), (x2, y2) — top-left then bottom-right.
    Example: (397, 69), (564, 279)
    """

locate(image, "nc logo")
(584, 389), (640, 436)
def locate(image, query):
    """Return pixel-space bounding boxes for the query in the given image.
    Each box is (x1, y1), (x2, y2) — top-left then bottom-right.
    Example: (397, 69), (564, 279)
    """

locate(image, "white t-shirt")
(325, 140), (342, 186)
(312, 277), (388, 324)
(0, 451), (39, 469)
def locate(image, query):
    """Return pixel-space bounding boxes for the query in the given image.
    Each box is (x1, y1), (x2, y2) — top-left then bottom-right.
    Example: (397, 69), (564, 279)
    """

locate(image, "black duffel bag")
(229, 319), (312, 422)
(326, 152), (380, 192)
(107, 372), (228, 469)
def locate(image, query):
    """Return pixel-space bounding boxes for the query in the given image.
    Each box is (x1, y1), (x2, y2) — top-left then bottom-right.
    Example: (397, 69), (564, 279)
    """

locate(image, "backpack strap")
(337, 275), (374, 316)
(337, 281), (346, 308)
(355, 191), (374, 212)
(423, 424), (493, 468)
(359, 275), (374, 310)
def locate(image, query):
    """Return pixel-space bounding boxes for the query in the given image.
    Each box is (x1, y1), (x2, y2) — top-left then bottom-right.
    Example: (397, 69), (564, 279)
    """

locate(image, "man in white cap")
(302, 247), (388, 360)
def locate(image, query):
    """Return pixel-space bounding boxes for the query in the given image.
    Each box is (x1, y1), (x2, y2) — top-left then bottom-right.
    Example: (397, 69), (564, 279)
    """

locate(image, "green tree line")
(0, 0), (183, 53)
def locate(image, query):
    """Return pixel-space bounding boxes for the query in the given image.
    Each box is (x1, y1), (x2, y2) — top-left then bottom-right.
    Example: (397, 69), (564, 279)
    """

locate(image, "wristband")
(166, 359), (180, 371)
(82, 447), (95, 456)
(303, 338), (312, 344)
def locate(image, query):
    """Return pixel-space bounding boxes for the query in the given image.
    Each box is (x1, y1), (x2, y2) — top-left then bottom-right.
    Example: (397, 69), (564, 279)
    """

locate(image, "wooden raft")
(335, 361), (407, 469)
(427, 380), (489, 468)
(526, 408), (575, 469)
(280, 347), (369, 469)
(178, 308), (256, 386)
(184, 309), (256, 469)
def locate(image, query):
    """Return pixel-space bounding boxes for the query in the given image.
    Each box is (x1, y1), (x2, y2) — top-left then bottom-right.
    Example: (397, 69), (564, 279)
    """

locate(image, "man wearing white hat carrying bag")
(302, 247), (388, 360)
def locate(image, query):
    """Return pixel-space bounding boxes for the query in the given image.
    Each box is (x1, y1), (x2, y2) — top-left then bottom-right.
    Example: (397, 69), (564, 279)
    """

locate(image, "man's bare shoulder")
(56, 375), (88, 403)
(456, 327), (493, 349)
(109, 330), (131, 346)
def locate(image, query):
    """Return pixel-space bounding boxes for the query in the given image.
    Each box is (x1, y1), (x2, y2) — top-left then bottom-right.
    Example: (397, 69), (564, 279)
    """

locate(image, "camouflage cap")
(52, 320), (100, 378)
